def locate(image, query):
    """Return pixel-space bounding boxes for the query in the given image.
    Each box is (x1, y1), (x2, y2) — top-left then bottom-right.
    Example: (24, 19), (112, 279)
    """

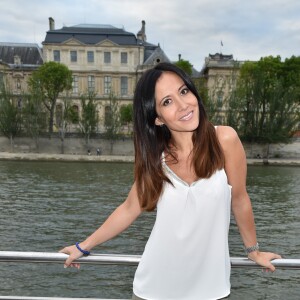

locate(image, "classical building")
(201, 53), (242, 123)
(0, 42), (43, 103)
(42, 18), (170, 132)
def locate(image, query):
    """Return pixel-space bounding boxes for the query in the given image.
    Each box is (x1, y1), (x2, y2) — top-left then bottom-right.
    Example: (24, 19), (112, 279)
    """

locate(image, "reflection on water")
(0, 162), (299, 299)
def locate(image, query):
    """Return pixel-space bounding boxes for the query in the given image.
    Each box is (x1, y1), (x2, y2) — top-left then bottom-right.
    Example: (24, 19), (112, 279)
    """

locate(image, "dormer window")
(14, 55), (21, 65)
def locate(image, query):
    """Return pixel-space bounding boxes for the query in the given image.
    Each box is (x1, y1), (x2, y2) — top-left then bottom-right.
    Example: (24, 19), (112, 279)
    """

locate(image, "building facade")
(42, 18), (170, 132)
(201, 53), (242, 124)
(0, 42), (43, 103)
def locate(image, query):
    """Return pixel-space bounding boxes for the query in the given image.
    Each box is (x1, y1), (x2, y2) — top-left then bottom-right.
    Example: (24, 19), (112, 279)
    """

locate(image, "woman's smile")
(179, 110), (193, 121)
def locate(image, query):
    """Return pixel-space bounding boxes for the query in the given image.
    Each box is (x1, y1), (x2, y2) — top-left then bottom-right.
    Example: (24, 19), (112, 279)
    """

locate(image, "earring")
(160, 124), (164, 127)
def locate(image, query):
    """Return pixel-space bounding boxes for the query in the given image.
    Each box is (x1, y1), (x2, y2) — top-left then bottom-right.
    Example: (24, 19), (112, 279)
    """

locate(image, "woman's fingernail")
(64, 265), (67, 269)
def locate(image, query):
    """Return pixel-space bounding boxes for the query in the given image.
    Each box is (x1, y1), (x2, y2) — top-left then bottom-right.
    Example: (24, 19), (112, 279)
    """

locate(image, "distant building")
(0, 42), (43, 101)
(42, 18), (170, 132)
(201, 53), (243, 123)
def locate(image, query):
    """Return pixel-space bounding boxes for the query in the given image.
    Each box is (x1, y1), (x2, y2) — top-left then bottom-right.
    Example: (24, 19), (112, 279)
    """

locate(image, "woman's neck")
(170, 131), (194, 154)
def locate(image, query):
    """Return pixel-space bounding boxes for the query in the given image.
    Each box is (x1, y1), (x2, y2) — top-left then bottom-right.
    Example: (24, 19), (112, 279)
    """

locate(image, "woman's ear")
(155, 117), (164, 127)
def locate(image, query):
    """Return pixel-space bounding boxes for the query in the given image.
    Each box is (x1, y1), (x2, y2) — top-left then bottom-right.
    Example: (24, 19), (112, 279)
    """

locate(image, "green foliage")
(174, 59), (193, 76)
(228, 55), (300, 145)
(0, 85), (22, 147)
(22, 93), (47, 145)
(28, 61), (73, 134)
(104, 93), (121, 154)
(65, 105), (79, 124)
(193, 77), (209, 106)
(79, 91), (98, 144)
(120, 104), (133, 125)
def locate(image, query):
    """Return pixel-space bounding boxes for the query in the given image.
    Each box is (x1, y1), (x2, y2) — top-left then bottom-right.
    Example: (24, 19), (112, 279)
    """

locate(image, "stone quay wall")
(0, 136), (299, 159)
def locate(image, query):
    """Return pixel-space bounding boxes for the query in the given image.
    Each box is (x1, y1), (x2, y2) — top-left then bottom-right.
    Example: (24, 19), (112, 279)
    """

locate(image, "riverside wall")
(0, 136), (299, 161)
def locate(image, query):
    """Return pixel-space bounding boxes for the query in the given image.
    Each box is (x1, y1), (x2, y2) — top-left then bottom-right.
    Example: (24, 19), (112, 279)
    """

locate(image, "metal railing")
(0, 251), (300, 269)
(0, 251), (299, 300)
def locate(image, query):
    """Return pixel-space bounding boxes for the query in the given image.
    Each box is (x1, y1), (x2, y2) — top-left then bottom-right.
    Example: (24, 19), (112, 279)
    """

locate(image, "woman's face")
(154, 71), (199, 134)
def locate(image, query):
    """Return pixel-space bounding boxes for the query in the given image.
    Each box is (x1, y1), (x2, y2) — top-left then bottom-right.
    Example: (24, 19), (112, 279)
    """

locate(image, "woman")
(60, 63), (281, 300)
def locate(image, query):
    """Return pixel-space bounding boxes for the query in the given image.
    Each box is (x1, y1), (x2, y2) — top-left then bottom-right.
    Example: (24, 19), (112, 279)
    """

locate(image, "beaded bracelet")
(75, 242), (90, 256)
(245, 242), (259, 255)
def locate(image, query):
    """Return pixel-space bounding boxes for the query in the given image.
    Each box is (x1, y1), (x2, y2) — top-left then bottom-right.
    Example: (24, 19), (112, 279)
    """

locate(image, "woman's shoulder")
(215, 125), (240, 151)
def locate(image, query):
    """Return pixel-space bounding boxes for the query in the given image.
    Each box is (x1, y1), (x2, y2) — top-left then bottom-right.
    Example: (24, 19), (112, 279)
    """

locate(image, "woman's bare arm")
(60, 182), (142, 268)
(217, 126), (281, 271)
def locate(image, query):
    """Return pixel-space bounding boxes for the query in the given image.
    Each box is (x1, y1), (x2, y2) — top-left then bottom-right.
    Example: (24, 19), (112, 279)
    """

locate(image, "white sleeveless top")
(133, 156), (232, 300)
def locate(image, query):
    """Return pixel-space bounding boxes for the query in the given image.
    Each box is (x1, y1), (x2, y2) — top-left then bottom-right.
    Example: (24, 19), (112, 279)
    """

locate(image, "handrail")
(0, 251), (300, 269)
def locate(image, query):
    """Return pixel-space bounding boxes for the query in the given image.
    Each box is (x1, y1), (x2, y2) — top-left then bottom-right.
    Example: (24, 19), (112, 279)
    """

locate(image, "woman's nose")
(177, 97), (188, 111)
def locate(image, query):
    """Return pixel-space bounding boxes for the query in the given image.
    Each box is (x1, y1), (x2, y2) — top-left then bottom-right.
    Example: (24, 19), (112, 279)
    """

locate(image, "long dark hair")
(134, 63), (224, 211)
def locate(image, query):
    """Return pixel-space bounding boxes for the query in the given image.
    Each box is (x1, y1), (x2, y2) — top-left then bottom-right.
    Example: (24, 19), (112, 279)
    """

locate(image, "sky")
(0, 0), (299, 70)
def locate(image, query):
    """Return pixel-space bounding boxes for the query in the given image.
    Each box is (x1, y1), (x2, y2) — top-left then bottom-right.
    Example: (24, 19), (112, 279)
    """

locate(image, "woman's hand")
(248, 251), (282, 272)
(59, 245), (83, 269)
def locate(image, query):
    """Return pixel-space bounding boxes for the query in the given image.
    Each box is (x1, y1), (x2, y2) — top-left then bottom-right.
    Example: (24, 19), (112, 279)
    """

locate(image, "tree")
(104, 93), (121, 154)
(78, 91), (98, 146)
(175, 59), (193, 76)
(228, 55), (300, 157)
(22, 93), (47, 151)
(0, 85), (22, 151)
(28, 61), (72, 135)
(120, 103), (133, 134)
(56, 95), (79, 154)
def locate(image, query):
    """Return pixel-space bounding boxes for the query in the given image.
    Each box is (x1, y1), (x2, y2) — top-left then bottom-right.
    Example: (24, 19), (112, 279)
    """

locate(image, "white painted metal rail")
(0, 252), (299, 300)
(0, 251), (300, 269)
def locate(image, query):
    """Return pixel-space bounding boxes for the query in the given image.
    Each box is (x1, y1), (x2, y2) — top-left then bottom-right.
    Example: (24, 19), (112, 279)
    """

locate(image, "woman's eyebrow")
(178, 84), (186, 91)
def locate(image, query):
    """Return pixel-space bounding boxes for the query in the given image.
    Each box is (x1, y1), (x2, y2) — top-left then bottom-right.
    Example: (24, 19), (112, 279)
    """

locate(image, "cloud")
(0, 0), (299, 70)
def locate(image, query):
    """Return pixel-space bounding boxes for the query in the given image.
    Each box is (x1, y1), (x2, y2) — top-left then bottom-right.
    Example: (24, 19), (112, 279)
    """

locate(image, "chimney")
(49, 17), (55, 30)
(137, 20), (147, 42)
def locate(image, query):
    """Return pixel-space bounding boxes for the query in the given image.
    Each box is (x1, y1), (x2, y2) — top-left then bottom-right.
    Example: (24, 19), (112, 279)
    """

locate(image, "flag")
(221, 40), (223, 47)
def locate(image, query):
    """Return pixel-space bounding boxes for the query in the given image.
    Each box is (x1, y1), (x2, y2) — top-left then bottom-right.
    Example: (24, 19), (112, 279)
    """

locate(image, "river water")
(0, 161), (299, 299)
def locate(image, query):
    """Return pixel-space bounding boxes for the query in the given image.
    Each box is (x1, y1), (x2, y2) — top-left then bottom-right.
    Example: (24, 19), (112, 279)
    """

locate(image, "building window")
(104, 76), (111, 94)
(121, 52), (128, 64)
(88, 75), (95, 92)
(15, 78), (21, 90)
(53, 50), (60, 62)
(104, 52), (111, 64)
(105, 106), (112, 126)
(120, 76), (128, 95)
(87, 51), (94, 63)
(70, 51), (77, 62)
(72, 75), (78, 94)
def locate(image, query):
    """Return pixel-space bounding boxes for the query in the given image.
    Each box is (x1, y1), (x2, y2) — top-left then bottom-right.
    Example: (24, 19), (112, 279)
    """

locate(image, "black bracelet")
(75, 242), (90, 255)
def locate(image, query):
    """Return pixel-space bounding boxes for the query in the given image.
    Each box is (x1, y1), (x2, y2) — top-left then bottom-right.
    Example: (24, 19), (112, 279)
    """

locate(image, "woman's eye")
(163, 99), (171, 106)
(181, 87), (189, 95)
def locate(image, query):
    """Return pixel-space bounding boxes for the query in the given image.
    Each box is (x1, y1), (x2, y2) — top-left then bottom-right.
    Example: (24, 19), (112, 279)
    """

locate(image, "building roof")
(43, 21), (171, 66)
(43, 24), (139, 46)
(0, 42), (43, 66)
(200, 53), (242, 75)
(143, 44), (171, 65)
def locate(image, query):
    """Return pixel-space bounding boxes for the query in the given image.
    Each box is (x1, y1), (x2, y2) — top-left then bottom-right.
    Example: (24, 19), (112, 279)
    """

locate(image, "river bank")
(0, 152), (299, 165)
